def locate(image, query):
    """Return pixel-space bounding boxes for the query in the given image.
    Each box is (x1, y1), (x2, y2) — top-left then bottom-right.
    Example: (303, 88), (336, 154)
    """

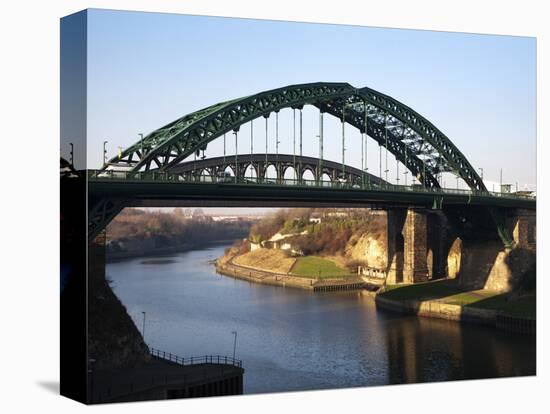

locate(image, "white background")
(0, 1), (547, 413)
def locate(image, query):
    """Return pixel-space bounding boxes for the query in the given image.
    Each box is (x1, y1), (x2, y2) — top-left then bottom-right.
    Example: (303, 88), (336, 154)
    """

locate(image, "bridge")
(68, 82), (534, 249)
(168, 153), (385, 185)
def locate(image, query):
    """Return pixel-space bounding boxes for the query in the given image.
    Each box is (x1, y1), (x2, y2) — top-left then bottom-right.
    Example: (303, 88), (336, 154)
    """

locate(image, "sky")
(79, 9), (536, 189)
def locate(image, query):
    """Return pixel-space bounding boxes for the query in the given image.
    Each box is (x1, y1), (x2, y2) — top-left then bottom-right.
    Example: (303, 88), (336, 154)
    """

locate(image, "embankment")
(215, 258), (366, 292)
(374, 294), (535, 335)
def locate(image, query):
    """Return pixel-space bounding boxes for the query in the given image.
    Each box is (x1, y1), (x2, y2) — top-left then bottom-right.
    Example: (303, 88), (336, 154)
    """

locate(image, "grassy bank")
(380, 279), (535, 320)
(291, 256), (352, 279)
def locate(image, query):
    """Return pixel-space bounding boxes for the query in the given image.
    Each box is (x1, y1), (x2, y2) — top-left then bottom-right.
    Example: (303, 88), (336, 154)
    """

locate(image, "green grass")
(467, 294), (536, 320)
(380, 279), (536, 320)
(382, 279), (461, 301)
(291, 256), (351, 279)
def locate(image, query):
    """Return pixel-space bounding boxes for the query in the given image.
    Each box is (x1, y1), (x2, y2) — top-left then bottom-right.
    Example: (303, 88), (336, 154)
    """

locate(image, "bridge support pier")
(512, 208), (536, 249)
(402, 208), (429, 284)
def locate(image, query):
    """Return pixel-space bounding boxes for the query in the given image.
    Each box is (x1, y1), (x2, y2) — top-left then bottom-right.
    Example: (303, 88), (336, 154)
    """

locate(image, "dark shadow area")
(466, 292), (536, 320)
(427, 211), (450, 280)
(383, 312), (534, 384)
(506, 247), (536, 291)
(386, 208), (406, 283)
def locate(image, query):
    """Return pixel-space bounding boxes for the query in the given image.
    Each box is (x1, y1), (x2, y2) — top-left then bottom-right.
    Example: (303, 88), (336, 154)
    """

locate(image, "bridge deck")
(87, 171), (535, 210)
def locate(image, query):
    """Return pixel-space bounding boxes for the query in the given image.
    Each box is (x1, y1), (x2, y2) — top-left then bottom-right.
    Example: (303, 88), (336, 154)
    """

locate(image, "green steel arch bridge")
(80, 82), (534, 244)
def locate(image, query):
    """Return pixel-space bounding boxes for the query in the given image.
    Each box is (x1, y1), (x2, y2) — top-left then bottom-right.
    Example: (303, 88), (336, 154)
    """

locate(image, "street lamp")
(138, 133), (144, 159)
(69, 142), (74, 166)
(231, 331), (238, 360)
(103, 140), (108, 167)
(141, 311), (146, 344)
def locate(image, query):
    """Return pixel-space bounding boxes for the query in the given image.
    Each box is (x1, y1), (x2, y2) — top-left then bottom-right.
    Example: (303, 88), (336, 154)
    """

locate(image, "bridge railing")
(87, 170), (535, 200)
(149, 347), (243, 368)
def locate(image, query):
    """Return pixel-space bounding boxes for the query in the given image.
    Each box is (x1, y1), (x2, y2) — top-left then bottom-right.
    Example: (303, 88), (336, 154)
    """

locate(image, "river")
(106, 242), (536, 394)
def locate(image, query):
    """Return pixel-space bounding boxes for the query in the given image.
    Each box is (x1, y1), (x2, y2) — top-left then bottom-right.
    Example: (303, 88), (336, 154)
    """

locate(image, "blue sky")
(84, 9), (536, 188)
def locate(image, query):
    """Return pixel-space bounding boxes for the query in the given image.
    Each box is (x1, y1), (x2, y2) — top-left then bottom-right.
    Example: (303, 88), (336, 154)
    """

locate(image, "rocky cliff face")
(88, 232), (151, 371)
(346, 232), (387, 269)
(345, 211), (389, 269)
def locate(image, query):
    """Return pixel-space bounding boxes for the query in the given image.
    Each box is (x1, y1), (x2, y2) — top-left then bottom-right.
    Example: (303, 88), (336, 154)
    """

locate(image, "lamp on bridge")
(231, 331), (238, 360)
(103, 140), (108, 167)
(69, 142), (74, 166)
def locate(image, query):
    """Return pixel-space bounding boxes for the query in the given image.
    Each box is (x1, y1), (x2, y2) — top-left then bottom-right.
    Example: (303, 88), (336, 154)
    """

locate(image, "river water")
(107, 243), (535, 394)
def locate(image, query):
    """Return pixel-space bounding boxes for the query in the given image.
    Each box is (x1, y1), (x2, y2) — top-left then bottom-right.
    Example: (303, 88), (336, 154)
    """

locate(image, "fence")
(149, 347), (242, 368)
(87, 169), (534, 201)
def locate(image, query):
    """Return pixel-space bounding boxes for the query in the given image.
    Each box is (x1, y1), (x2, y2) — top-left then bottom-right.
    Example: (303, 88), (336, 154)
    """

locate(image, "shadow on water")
(384, 315), (535, 385)
(140, 259), (179, 265)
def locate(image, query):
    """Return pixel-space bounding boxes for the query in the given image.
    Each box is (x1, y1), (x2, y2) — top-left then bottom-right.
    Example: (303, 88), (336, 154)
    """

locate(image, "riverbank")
(215, 257), (368, 292)
(108, 242), (536, 392)
(106, 239), (239, 262)
(219, 252), (535, 333)
(375, 279), (536, 335)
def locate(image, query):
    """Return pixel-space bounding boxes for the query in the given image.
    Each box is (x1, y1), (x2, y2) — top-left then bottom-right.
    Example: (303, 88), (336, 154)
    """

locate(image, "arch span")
(106, 82), (485, 191)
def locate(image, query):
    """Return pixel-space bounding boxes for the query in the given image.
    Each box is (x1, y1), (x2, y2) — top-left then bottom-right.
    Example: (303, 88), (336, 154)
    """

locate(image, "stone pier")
(512, 208), (536, 249)
(402, 209), (429, 283)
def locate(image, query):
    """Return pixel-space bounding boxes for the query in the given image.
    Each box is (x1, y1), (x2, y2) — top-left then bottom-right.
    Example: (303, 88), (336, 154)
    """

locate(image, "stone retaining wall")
(375, 294), (535, 334)
(215, 260), (366, 292)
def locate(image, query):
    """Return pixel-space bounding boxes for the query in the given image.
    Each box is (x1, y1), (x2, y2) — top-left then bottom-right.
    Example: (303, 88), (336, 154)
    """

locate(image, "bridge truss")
(103, 82), (485, 191)
(89, 82), (526, 246)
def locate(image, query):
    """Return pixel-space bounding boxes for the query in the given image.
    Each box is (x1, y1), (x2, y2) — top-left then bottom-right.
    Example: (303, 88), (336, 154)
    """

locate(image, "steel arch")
(106, 82), (485, 191)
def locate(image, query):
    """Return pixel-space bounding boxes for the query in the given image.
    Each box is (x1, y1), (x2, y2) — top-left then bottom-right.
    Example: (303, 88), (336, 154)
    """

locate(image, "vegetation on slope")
(107, 208), (253, 248)
(233, 249), (296, 274)
(291, 256), (352, 279)
(380, 279), (536, 319)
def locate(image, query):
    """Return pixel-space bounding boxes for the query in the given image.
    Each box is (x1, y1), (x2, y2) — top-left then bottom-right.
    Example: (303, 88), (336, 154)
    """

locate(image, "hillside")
(245, 208), (390, 272)
(106, 208), (254, 256)
(233, 249), (296, 273)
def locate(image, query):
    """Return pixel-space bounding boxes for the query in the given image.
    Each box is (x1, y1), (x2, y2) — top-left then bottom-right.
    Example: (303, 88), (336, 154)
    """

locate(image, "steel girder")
(105, 82), (485, 192)
(88, 198), (126, 242)
(316, 99), (441, 188)
(168, 153), (386, 185)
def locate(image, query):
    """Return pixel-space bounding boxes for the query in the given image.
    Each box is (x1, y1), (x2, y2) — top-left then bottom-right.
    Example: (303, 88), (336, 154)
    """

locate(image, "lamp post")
(231, 331), (238, 360)
(103, 140), (108, 167)
(141, 311), (146, 344)
(138, 133), (144, 159)
(69, 142), (74, 166)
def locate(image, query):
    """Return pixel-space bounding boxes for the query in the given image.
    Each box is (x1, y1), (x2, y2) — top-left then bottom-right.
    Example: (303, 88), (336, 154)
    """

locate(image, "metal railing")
(149, 347), (242, 368)
(87, 169), (535, 201)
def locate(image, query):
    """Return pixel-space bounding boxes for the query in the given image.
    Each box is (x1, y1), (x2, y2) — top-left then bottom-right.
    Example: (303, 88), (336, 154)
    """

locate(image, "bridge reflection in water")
(384, 314), (535, 384)
(106, 246), (536, 394)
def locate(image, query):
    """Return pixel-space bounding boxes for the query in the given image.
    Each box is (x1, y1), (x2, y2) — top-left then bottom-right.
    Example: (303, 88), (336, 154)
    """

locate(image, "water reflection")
(107, 244), (535, 394)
